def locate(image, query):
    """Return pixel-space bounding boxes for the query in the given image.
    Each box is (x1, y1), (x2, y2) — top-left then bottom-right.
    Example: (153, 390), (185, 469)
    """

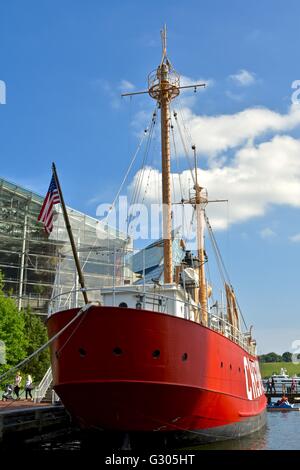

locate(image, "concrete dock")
(0, 400), (73, 447)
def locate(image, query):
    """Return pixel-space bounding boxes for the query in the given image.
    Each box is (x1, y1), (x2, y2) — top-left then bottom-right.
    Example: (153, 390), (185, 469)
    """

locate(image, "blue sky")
(1, 0), (300, 354)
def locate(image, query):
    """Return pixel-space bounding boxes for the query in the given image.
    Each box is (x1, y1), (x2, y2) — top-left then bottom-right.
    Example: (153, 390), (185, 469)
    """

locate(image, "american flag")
(38, 174), (60, 234)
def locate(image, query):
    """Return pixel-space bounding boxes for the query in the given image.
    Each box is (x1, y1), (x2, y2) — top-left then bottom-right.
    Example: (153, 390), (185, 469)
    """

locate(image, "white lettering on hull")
(244, 356), (264, 400)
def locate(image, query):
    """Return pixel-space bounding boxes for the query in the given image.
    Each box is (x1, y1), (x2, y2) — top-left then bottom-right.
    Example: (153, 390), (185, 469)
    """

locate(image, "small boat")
(263, 369), (300, 394)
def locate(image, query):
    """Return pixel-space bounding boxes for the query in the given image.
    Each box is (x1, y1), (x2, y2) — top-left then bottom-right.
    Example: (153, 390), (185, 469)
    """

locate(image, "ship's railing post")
(143, 249), (146, 309)
(113, 248), (116, 307)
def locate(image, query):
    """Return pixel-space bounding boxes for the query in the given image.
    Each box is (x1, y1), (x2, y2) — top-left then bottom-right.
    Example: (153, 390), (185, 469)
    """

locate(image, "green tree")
(22, 308), (49, 383)
(0, 273), (28, 379)
(259, 352), (282, 363)
(282, 351), (293, 362)
(0, 273), (50, 387)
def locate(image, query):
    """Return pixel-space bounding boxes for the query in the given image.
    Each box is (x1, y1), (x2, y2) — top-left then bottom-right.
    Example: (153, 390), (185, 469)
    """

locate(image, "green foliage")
(259, 352), (283, 363)
(282, 351), (293, 362)
(259, 362), (300, 378)
(22, 308), (49, 383)
(259, 352), (296, 363)
(0, 273), (28, 380)
(0, 273), (50, 386)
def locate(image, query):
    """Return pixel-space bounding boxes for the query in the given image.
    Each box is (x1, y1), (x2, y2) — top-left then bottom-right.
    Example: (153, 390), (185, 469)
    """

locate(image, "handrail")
(33, 366), (53, 403)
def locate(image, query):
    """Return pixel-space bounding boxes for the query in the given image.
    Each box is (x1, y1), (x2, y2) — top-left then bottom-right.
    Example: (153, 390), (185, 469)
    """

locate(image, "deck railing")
(49, 286), (257, 356)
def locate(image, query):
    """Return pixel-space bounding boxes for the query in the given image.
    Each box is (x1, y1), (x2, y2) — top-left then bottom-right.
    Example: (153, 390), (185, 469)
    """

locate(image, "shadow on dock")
(0, 401), (76, 449)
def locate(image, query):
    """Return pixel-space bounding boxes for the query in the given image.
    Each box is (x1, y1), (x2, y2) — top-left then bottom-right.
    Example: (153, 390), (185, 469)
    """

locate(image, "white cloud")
(260, 228), (276, 239)
(123, 83), (300, 233)
(180, 75), (213, 89)
(119, 80), (135, 92)
(177, 104), (300, 160)
(173, 75), (213, 109)
(289, 233), (300, 243)
(93, 78), (136, 109)
(230, 69), (256, 86)
(127, 134), (300, 230)
(225, 90), (244, 102)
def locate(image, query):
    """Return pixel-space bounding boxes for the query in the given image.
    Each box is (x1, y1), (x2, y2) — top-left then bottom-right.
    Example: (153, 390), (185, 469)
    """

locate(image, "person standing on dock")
(291, 376), (297, 393)
(271, 377), (276, 393)
(14, 371), (22, 400)
(25, 374), (33, 400)
(266, 378), (272, 393)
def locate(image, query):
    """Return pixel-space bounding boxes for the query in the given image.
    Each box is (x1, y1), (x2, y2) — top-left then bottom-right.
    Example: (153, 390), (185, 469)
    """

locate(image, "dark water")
(22, 411), (300, 451)
(200, 412), (300, 450)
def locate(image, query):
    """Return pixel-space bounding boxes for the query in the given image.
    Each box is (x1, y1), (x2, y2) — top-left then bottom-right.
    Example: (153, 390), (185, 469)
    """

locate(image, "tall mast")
(122, 27), (206, 285)
(193, 146), (208, 325)
(149, 26), (180, 284)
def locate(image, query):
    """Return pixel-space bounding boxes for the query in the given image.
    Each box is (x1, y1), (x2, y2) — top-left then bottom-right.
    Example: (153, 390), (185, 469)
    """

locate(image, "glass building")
(0, 177), (132, 316)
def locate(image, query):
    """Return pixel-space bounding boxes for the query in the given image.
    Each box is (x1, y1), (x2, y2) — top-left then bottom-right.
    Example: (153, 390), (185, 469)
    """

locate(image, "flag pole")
(52, 162), (89, 305)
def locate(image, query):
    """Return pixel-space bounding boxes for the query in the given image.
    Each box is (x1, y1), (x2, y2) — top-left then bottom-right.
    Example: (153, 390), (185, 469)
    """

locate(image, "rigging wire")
(172, 102), (249, 332)
(0, 303), (95, 384)
(204, 210), (248, 331)
(106, 109), (156, 222)
(62, 106), (158, 305)
(141, 123), (159, 205)
(204, 211), (231, 284)
(128, 106), (157, 210)
(177, 96), (195, 149)
(170, 113), (184, 202)
(172, 108), (195, 185)
(126, 108), (157, 237)
(177, 97), (198, 174)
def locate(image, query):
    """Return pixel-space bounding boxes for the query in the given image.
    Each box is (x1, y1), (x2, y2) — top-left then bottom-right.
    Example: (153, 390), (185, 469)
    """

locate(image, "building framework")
(0, 177), (131, 315)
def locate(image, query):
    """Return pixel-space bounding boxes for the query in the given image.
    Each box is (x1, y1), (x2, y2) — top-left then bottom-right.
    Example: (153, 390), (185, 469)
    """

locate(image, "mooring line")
(0, 303), (96, 383)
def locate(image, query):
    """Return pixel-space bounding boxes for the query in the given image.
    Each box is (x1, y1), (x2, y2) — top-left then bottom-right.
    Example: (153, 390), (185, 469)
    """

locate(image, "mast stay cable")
(171, 101), (249, 331)
(61, 106), (158, 308)
(204, 211), (248, 330)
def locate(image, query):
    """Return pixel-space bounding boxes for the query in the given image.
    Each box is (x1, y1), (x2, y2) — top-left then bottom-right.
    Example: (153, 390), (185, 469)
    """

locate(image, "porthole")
(113, 347), (123, 356)
(79, 348), (86, 357)
(182, 353), (188, 362)
(238, 367), (241, 373)
(119, 302), (128, 308)
(230, 364), (232, 370)
(220, 362), (223, 368)
(152, 349), (160, 359)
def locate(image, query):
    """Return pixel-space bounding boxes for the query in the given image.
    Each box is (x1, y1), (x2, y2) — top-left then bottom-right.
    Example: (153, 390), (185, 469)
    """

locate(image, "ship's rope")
(171, 105), (249, 331)
(0, 303), (95, 384)
(128, 107), (157, 211)
(140, 120), (159, 206)
(170, 113), (185, 237)
(172, 109), (195, 185)
(174, 98), (200, 183)
(103, 107), (157, 223)
(204, 211), (248, 331)
(170, 113), (184, 202)
(205, 258), (216, 307)
(170, 109), (196, 243)
(60, 107), (158, 308)
(177, 96), (195, 151)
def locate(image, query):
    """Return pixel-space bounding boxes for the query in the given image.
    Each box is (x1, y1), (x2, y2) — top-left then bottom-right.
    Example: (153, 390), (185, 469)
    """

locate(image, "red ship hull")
(47, 306), (266, 443)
